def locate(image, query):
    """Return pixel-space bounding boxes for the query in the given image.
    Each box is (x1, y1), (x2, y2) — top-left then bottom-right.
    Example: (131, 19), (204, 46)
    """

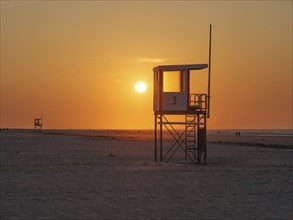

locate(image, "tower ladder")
(185, 114), (197, 159)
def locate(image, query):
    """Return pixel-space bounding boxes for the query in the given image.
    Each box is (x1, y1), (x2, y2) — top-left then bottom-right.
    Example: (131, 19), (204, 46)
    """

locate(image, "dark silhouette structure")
(34, 117), (43, 132)
(153, 25), (213, 165)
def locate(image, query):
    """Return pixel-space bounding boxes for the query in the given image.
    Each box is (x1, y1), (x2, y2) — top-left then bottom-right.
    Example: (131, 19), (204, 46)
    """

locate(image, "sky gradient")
(1, 1), (292, 129)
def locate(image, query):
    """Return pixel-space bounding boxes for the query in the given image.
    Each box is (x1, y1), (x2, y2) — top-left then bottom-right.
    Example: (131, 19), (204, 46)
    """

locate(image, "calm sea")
(209, 129), (293, 137)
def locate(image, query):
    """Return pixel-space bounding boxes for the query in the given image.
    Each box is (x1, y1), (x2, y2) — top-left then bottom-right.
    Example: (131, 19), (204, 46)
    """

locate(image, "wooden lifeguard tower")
(153, 25), (212, 165)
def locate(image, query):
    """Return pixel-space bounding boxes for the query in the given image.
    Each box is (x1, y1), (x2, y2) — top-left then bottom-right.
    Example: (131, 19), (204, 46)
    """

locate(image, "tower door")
(161, 70), (188, 112)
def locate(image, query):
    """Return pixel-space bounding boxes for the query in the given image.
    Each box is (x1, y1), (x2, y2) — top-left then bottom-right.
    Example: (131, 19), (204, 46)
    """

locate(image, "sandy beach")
(0, 129), (292, 219)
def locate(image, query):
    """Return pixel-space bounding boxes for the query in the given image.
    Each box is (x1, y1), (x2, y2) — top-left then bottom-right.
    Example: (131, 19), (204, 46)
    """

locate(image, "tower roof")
(153, 64), (208, 72)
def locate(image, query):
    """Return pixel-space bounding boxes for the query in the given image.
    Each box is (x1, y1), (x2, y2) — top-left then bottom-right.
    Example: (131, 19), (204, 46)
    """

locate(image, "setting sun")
(135, 81), (147, 93)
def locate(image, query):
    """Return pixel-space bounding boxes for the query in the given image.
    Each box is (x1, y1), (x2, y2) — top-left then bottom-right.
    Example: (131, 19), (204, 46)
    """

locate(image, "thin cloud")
(132, 57), (188, 64)
(136, 57), (168, 63)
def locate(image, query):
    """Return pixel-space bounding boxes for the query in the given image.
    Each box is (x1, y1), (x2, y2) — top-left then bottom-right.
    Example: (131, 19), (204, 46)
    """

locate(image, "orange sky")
(1, 1), (292, 129)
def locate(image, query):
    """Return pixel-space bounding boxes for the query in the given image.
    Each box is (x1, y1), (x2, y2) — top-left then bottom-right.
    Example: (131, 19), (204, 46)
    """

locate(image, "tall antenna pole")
(207, 24), (212, 118)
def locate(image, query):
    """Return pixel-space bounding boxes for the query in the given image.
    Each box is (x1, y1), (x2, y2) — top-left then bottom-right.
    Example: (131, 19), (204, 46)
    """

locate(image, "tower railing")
(189, 94), (207, 112)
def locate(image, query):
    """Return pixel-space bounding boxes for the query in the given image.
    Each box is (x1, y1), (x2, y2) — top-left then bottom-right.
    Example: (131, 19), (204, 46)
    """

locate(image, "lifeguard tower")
(153, 26), (212, 165)
(34, 117), (43, 132)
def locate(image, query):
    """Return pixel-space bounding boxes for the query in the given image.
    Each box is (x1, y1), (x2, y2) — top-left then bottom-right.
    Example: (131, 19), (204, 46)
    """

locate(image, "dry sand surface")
(1, 129), (292, 219)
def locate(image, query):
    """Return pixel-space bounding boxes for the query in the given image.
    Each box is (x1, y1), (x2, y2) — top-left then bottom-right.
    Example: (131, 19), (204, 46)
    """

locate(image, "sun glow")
(135, 81), (147, 93)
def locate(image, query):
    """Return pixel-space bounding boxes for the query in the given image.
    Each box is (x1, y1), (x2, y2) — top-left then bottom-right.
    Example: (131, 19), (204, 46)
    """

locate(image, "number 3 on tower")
(171, 96), (177, 105)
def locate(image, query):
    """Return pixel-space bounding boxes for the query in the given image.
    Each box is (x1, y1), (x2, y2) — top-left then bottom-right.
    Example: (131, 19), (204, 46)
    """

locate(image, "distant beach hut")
(34, 117), (43, 132)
